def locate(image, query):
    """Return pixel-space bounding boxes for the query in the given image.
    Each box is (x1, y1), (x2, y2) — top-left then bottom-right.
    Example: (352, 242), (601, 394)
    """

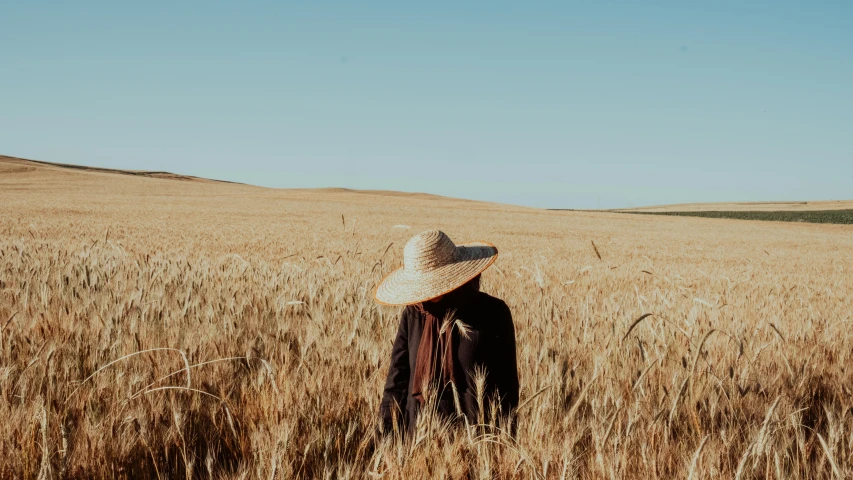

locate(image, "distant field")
(625, 209), (853, 225)
(616, 200), (853, 212)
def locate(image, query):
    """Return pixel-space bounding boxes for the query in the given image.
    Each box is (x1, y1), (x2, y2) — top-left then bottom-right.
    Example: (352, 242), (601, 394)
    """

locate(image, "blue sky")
(2, 1), (851, 208)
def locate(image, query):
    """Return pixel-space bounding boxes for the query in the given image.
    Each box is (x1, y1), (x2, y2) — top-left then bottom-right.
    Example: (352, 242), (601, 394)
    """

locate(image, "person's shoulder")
(474, 293), (515, 336)
(394, 305), (422, 331)
(475, 292), (511, 315)
(401, 304), (421, 318)
(402, 304), (417, 313)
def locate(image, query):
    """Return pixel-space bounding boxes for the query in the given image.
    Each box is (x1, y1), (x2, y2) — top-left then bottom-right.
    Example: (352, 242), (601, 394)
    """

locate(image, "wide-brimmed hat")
(374, 230), (498, 306)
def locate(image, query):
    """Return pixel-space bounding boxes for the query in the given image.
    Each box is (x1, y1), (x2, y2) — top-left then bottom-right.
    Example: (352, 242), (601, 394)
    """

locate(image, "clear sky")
(2, 1), (851, 209)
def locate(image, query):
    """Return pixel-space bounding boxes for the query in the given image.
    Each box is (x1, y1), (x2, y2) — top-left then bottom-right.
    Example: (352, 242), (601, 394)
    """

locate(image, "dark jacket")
(379, 291), (519, 435)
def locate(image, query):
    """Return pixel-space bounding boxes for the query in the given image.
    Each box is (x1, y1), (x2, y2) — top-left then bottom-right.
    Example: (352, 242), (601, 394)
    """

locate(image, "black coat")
(379, 291), (519, 435)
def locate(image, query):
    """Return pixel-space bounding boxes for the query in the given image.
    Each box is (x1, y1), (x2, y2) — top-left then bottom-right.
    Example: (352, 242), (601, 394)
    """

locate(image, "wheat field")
(2, 156), (852, 479)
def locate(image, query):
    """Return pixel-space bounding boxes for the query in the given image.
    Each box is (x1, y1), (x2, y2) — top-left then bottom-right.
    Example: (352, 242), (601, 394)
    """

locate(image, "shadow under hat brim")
(374, 242), (498, 306)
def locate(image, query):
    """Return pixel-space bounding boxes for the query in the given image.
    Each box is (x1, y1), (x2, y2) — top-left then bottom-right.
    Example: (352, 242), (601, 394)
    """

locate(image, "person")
(375, 229), (519, 437)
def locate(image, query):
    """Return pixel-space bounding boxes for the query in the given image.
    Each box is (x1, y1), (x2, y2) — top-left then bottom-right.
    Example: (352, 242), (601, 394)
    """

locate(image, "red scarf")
(410, 276), (480, 405)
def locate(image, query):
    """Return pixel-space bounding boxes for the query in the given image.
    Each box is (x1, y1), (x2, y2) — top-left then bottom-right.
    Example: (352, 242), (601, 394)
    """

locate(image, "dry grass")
(2, 157), (852, 478)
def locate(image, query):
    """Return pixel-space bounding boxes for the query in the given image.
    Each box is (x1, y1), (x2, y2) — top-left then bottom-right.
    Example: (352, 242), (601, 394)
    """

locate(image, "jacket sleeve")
(493, 301), (519, 415)
(378, 308), (411, 433)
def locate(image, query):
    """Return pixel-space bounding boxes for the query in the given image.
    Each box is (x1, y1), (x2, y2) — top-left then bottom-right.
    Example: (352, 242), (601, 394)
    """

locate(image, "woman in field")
(375, 229), (519, 436)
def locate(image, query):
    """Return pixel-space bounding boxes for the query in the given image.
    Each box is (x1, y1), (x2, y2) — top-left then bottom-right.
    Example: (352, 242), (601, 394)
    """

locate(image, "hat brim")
(374, 241), (498, 306)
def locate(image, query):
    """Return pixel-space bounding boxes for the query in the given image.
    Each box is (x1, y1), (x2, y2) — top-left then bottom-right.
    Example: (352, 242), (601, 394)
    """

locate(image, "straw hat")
(374, 230), (498, 306)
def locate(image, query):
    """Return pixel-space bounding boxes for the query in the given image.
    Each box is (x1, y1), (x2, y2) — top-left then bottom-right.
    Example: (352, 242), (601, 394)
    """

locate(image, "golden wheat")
(1, 157), (852, 478)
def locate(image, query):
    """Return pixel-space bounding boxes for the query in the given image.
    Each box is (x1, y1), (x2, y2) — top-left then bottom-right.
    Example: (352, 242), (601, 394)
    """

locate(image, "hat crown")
(403, 230), (457, 275)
